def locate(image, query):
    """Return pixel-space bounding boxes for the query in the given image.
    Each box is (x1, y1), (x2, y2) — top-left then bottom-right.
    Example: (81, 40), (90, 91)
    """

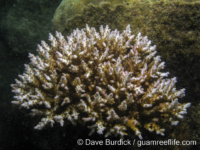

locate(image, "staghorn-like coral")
(11, 25), (190, 139)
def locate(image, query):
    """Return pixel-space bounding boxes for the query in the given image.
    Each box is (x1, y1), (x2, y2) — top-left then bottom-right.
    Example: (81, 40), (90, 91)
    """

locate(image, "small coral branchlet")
(11, 24), (191, 139)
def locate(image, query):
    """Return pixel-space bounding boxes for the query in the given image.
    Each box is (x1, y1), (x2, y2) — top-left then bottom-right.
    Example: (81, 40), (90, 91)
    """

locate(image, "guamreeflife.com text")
(77, 139), (196, 147)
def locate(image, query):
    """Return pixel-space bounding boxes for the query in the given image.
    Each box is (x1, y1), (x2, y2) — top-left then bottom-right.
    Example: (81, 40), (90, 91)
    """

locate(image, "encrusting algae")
(11, 25), (191, 139)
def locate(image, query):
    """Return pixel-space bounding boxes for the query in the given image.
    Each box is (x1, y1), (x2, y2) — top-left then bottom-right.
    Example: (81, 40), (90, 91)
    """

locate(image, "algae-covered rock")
(53, 0), (142, 31)
(53, 0), (199, 33)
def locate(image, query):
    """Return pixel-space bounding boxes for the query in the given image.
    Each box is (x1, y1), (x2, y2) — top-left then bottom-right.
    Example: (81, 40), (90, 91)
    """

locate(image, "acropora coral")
(11, 25), (191, 139)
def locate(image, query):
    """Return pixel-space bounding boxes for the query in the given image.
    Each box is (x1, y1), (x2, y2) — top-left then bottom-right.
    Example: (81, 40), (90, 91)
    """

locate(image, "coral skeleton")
(11, 24), (191, 139)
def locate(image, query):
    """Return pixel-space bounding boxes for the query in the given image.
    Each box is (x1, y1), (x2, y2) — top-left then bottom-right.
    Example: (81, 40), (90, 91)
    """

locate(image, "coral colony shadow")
(11, 24), (190, 139)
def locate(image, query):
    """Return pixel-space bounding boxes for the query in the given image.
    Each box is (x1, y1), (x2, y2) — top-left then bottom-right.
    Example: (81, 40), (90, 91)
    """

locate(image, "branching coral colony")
(11, 25), (191, 139)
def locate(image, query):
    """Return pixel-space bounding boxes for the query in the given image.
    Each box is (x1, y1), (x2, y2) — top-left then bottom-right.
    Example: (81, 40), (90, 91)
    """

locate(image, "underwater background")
(0, 0), (200, 149)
